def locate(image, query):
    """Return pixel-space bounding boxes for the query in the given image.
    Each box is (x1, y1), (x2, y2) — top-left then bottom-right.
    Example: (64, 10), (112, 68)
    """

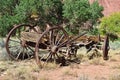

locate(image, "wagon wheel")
(103, 34), (109, 60)
(35, 26), (70, 67)
(6, 24), (39, 60)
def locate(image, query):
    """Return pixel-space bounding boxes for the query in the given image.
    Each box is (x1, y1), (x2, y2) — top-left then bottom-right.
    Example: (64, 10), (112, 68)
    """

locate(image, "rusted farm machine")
(5, 24), (109, 67)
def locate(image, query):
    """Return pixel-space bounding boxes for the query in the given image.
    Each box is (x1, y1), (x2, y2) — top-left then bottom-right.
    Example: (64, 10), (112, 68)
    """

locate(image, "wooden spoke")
(49, 31), (53, 45)
(56, 34), (65, 46)
(25, 48), (31, 59)
(27, 46), (34, 53)
(9, 39), (20, 43)
(15, 48), (22, 60)
(8, 45), (21, 48)
(55, 31), (60, 45)
(22, 48), (25, 60)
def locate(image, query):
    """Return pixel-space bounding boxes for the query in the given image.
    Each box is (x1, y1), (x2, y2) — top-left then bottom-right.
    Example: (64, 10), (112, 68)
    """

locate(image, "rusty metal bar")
(58, 32), (87, 48)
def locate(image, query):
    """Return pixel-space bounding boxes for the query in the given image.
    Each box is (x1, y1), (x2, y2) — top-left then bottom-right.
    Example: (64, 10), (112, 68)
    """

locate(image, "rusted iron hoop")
(5, 24), (36, 60)
(35, 26), (69, 67)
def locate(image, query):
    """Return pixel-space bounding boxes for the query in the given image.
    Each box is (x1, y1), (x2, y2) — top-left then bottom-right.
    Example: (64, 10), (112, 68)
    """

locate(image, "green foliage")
(38, 0), (63, 25)
(63, 0), (103, 25)
(64, 26), (79, 35)
(0, 0), (103, 36)
(0, 0), (44, 36)
(100, 12), (120, 34)
(0, 0), (18, 36)
(0, 14), (19, 36)
(89, 27), (99, 35)
(63, 0), (90, 24)
(0, 0), (16, 15)
(89, 0), (103, 23)
(100, 12), (120, 40)
(0, 0), (63, 36)
(63, 0), (103, 34)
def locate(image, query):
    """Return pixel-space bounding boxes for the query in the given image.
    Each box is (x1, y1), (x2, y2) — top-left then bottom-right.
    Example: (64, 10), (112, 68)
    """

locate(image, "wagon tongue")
(68, 32), (87, 44)
(57, 32), (87, 48)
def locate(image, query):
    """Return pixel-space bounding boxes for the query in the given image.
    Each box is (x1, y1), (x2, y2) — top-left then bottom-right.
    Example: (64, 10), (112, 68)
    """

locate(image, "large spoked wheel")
(35, 26), (69, 67)
(6, 24), (39, 60)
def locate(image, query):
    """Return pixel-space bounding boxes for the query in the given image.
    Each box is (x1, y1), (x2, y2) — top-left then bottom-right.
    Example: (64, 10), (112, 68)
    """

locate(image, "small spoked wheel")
(5, 24), (39, 60)
(35, 26), (69, 67)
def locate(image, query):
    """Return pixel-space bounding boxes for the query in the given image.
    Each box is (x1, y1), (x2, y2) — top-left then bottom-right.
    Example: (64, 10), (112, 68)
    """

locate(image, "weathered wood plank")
(21, 32), (41, 42)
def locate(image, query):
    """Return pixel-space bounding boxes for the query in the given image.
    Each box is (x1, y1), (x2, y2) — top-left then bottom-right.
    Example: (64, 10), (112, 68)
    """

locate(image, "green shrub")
(0, 0), (103, 36)
(100, 12), (120, 35)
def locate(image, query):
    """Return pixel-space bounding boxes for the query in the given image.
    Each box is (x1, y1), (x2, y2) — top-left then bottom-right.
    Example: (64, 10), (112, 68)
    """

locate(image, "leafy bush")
(109, 73), (120, 80)
(0, 0), (63, 36)
(63, 0), (103, 34)
(0, 0), (103, 36)
(0, 0), (33, 36)
(100, 12), (120, 35)
(63, 0), (103, 25)
(100, 12), (120, 41)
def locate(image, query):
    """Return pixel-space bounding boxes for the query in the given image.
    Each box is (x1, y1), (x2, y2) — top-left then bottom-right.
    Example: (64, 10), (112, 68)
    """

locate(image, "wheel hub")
(51, 46), (58, 54)
(21, 40), (27, 47)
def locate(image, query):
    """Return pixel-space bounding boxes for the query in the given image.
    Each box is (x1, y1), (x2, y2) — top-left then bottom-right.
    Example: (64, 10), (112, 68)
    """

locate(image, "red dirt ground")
(0, 54), (120, 80)
(37, 59), (120, 80)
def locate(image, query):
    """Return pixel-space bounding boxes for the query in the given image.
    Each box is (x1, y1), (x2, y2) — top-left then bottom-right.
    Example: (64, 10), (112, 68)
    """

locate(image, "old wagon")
(5, 24), (109, 67)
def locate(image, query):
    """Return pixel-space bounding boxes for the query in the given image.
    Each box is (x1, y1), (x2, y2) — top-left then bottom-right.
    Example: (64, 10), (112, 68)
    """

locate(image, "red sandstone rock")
(89, 0), (120, 16)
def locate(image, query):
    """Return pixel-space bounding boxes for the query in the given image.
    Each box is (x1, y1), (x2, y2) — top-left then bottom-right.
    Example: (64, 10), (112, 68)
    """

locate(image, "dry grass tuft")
(89, 57), (106, 66)
(111, 64), (120, 69)
(0, 60), (40, 80)
(63, 68), (72, 76)
(42, 62), (60, 70)
(109, 55), (120, 62)
(62, 67), (78, 77)
(77, 54), (84, 60)
(38, 77), (49, 80)
(69, 64), (80, 69)
(78, 74), (89, 80)
(109, 73), (120, 80)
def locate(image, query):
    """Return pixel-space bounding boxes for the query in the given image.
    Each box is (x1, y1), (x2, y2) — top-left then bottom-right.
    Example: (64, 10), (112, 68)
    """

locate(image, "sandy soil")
(0, 47), (120, 80)
(0, 50), (120, 80)
(37, 58), (120, 80)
